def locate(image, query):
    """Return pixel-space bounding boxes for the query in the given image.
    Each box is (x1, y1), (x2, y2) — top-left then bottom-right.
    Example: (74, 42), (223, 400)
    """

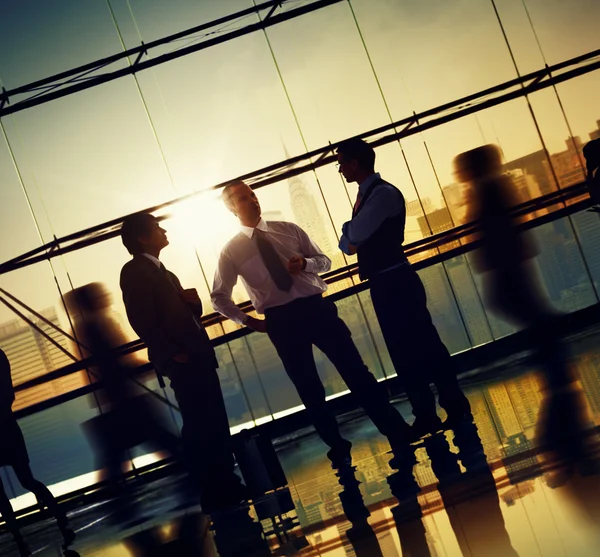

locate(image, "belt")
(264, 293), (323, 317)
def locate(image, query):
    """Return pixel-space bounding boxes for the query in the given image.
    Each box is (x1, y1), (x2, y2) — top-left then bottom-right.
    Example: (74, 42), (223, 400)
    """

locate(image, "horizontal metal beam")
(1, 47), (598, 275)
(11, 181), (592, 397)
(0, 0), (344, 117)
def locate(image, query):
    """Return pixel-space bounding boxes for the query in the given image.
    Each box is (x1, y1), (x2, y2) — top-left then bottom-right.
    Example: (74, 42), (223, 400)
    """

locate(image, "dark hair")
(121, 213), (157, 255)
(336, 138), (376, 171)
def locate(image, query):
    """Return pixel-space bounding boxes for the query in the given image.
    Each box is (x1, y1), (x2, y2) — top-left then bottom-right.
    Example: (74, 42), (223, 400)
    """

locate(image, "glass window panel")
(131, 33), (307, 193)
(0, 130), (42, 262)
(265, 2), (392, 149)
(216, 338), (271, 431)
(112, 0), (250, 49)
(244, 331), (304, 418)
(0, 264), (83, 409)
(350, 0), (519, 115)
(418, 265), (471, 354)
(6, 394), (100, 501)
(502, 0), (600, 67)
(443, 256), (494, 347)
(571, 210), (600, 297)
(532, 218), (598, 313)
(0, 0), (126, 90)
(3, 77), (176, 241)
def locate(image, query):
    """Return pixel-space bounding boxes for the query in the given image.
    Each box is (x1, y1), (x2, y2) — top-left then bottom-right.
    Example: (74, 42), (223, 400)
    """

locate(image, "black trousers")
(168, 361), (241, 497)
(369, 264), (469, 420)
(266, 294), (408, 451)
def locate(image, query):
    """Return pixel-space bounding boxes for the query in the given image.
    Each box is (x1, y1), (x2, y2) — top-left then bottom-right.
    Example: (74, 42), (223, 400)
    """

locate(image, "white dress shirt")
(211, 219), (331, 324)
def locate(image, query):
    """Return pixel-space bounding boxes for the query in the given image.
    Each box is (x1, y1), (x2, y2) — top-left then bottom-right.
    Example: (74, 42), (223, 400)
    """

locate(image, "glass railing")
(4, 185), (599, 503)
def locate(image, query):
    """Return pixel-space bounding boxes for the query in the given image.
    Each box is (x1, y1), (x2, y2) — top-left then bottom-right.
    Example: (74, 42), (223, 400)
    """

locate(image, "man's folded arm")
(344, 187), (401, 245)
(293, 223), (331, 274)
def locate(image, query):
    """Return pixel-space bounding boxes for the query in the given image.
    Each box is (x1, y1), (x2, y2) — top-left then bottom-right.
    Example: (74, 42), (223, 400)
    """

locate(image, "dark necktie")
(353, 192), (362, 216)
(254, 229), (293, 292)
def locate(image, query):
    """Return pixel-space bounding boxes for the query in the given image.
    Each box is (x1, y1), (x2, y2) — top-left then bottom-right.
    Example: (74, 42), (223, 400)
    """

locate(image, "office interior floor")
(1, 325), (600, 557)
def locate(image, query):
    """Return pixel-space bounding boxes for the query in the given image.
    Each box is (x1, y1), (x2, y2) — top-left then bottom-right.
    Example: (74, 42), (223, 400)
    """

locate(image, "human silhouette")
(337, 138), (471, 438)
(336, 464), (388, 557)
(454, 145), (587, 464)
(386, 444), (431, 557)
(0, 349), (74, 556)
(119, 213), (246, 512)
(425, 422), (518, 557)
(212, 180), (415, 470)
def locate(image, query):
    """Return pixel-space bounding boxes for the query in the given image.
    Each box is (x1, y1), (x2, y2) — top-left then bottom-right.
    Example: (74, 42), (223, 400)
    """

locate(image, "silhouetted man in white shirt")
(212, 181), (416, 469)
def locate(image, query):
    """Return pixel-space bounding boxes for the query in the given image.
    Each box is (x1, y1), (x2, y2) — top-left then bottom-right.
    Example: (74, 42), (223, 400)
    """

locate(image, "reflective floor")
(2, 326), (600, 556)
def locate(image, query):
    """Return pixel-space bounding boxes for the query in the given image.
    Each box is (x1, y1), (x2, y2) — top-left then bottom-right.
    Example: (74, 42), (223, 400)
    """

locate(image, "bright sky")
(0, 0), (599, 331)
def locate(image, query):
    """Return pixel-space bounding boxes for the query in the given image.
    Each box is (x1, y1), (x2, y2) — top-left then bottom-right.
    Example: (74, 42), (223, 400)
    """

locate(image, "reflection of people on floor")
(337, 138), (471, 438)
(123, 512), (212, 557)
(425, 422), (518, 557)
(68, 283), (187, 514)
(454, 145), (589, 466)
(387, 444), (432, 557)
(212, 180), (415, 469)
(120, 213), (246, 513)
(0, 349), (74, 557)
(336, 464), (386, 557)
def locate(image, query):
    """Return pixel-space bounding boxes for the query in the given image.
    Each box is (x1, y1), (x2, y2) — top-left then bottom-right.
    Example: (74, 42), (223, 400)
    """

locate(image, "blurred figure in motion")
(454, 145), (589, 464)
(66, 283), (185, 511)
(0, 349), (74, 556)
(425, 423), (518, 557)
(120, 213), (246, 512)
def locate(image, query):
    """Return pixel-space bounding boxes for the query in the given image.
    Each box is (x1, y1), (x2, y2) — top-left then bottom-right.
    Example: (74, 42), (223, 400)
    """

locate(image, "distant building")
(0, 307), (86, 410)
(287, 172), (334, 257)
(550, 136), (586, 189)
(406, 197), (434, 218)
(417, 207), (460, 253)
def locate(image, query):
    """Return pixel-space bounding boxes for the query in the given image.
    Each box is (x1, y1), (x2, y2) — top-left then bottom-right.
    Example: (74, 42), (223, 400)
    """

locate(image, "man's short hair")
(120, 212), (156, 255)
(221, 180), (248, 211)
(336, 138), (376, 171)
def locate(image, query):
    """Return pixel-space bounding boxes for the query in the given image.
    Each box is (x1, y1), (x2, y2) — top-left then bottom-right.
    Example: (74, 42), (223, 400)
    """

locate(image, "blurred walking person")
(454, 145), (587, 464)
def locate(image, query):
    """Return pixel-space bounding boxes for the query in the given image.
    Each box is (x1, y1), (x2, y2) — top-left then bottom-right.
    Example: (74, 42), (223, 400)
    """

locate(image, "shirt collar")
(358, 173), (381, 197)
(240, 218), (269, 239)
(141, 253), (161, 268)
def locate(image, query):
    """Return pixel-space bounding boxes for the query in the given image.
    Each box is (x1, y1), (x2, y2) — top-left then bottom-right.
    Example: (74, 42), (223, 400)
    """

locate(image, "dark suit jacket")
(120, 255), (217, 375)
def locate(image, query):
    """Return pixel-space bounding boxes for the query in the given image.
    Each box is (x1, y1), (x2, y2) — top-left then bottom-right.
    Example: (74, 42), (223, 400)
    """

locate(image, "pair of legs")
(369, 264), (471, 432)
(266, 294), (412, 466)
(0, 418), (71, 556)
(168, 361), (245, 511)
